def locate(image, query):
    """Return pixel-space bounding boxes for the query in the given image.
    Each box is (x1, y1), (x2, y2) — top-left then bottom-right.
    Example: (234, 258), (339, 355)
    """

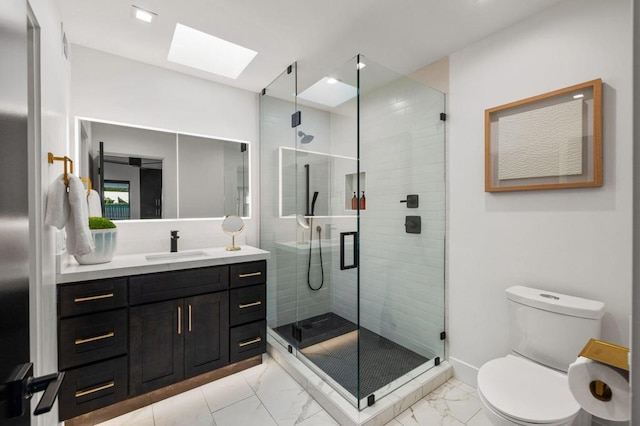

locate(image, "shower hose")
(307, 219), (324, 291)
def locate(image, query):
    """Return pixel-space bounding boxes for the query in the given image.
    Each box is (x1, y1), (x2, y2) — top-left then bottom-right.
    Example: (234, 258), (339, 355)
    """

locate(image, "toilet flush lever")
(400, 194), (419, 208)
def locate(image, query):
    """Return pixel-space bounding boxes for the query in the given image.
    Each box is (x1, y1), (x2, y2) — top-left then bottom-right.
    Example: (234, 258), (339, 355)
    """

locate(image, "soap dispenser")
(351, 192), (358, 210)
(360, 191), (366, 210)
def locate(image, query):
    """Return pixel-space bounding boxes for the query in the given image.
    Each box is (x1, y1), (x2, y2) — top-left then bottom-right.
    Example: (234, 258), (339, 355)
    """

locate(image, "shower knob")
(400, 194), (419, 208)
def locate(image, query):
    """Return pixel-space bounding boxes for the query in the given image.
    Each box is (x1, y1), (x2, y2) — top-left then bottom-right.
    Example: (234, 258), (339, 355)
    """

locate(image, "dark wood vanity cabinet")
(57, 277), (129, 421)
(229, 261), (267, 362)
(57, 260), (266, 422)
(129, 292), (229, 395)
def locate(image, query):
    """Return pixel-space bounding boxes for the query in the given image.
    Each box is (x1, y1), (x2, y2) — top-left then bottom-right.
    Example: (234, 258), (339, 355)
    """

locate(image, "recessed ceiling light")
(573, 94), (584, 99)
(167, 23), (257, 79)
(298, 77), (357, 107)
(326, 77), (338, 85)
(132, 5), (156, 23)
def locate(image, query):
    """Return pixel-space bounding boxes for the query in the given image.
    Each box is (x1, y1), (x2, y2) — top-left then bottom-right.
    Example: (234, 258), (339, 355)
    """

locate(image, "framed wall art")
(485, 79), (602, 192)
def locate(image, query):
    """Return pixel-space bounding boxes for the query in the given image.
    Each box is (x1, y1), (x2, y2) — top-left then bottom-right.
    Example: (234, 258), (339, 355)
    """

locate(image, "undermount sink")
(145, 250), (208, 261)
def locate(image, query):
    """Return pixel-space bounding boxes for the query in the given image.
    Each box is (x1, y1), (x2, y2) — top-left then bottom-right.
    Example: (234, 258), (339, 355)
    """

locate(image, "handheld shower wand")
(307, 191), (324, 291)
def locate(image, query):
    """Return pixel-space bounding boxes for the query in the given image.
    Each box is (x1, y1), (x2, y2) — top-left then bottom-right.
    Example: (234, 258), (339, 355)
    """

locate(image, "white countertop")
(57, 246), (270, 284)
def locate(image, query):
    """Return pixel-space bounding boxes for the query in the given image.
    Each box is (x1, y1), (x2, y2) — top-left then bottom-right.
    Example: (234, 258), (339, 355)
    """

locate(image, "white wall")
(448, 0), (633, 389)
(69, 45), (259, 253)
(27, 0), (72, 424)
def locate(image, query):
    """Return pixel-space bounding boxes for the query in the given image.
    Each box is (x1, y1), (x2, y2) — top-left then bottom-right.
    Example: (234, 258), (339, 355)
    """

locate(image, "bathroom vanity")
(56, 247), (268, 424)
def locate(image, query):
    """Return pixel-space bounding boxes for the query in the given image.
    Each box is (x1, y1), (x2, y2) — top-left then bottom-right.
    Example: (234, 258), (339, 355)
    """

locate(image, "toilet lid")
(477, 355), (581, 424)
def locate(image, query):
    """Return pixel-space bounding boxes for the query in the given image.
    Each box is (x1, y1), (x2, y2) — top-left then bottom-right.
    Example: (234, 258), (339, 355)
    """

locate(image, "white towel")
(66, 174), (95, 256)
(44, 174), (69, 229)
(87, 189), (102, 217)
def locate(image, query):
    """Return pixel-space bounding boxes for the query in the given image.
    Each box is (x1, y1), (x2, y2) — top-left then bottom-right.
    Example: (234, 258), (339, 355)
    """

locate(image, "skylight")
(297, 77), (358, 108)
(167, 23), (257, 79)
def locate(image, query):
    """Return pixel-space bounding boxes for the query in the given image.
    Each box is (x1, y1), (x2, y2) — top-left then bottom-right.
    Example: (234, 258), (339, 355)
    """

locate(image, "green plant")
(88, 217), (117, 230)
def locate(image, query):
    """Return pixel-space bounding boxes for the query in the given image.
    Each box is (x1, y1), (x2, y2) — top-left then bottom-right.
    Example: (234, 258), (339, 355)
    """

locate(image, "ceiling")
(57, 0), (564, 94)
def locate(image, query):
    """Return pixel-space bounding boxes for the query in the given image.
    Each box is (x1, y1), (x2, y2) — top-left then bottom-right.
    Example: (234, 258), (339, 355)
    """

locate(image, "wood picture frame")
(485, 79), (602, 192)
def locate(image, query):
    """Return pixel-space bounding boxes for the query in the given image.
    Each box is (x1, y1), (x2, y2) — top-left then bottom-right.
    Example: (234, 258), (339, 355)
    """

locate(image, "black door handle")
(7, 363), (65, 417)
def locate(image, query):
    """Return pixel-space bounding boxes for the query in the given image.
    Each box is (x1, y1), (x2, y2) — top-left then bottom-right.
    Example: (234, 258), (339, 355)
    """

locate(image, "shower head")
(298, 130), (314, 144)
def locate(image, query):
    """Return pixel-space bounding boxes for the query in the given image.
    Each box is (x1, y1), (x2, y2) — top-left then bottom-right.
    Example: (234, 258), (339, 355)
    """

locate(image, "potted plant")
(74, 217), (118, 265)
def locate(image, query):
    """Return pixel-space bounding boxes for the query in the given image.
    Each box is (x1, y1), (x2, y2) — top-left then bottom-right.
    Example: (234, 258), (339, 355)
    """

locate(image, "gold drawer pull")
(75, 332), (115, 345)
(74, 293), (114, 303)
(75, 381), (115, 398)
(178, 306), (182, 335)
(238, 272), (262, 278)
(238, 301), (262, 309)
(238, 337), (262, 347)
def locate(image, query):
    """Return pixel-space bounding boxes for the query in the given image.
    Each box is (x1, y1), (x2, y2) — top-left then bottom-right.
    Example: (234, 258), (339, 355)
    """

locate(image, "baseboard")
(449, 356), (479, 388)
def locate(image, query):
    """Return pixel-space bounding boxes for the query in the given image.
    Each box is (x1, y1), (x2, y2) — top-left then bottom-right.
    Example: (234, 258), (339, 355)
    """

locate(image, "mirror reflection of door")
(140, 168), (162, 219)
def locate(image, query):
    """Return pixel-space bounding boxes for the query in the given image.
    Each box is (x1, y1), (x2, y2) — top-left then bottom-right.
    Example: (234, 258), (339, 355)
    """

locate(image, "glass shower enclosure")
(260, 56), (446, 409)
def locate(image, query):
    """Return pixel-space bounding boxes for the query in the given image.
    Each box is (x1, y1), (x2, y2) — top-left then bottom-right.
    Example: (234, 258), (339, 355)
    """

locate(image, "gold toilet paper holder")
(579, 338), (629, 371)
(579, 339), (629, 402)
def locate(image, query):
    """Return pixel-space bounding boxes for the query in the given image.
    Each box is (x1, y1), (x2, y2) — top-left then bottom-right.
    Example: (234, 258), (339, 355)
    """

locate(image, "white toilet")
(477, 286), (605, 426)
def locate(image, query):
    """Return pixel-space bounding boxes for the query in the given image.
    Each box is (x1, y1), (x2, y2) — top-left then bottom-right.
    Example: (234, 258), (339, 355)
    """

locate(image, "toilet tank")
(506, 286), (605, 372)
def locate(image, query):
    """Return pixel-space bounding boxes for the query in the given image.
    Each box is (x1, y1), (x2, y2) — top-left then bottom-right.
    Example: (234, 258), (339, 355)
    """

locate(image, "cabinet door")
(184, 292), (229, 378)
(130, 299), (184, 395)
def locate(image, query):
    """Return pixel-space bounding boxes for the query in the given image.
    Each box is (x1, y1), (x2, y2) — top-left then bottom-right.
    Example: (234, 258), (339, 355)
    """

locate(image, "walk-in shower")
(260, 56), (446, 410)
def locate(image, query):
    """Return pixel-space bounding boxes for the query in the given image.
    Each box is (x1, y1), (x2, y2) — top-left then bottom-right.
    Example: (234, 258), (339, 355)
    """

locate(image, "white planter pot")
(74, 228), (118, 265)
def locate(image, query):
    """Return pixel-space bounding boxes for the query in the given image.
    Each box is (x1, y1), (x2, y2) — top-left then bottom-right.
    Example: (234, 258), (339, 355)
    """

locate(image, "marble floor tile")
(95, 406), (154, 426)
(294, 409), (341, 426)
(153, 387), (214, 426)
(252, 360), (323, 426)
(466, 409), (493, 426)
(84, 354), (486, 426)
(424, 382), (483, 424)
(394, 399), (465, 426)
(201, 371), (255, 413)
(212, 395), (277, 426)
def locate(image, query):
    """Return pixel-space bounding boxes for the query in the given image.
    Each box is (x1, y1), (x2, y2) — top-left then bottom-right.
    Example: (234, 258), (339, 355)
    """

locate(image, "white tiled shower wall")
(334, 76), (446, 358)
(261, 71), (446, 360)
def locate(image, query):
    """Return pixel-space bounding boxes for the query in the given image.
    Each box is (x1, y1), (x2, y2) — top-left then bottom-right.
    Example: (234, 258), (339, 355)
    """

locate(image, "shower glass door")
(291, 56), (360, 404)
(356, 55), (446, 408)
(260, 64), (302, 356)
(261, 55), (446, 410)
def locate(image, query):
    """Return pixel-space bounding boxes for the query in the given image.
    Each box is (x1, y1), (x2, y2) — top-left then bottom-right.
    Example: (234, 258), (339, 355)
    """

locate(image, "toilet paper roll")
(567, 356), (630, 422)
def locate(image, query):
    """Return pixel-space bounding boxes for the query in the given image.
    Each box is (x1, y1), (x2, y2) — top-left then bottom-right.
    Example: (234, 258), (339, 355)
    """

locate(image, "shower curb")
(267, 335), (453, 426)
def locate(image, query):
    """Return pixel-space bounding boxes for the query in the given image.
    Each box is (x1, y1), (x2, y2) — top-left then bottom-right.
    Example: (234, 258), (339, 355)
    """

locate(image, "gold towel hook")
(80, 178), (92, 196)
(47, 152), (74, 187)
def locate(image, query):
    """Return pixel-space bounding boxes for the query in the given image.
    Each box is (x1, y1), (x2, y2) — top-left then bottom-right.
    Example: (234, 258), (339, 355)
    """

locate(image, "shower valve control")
(405, 216), (421, 234)
(400, 194), (419, 208)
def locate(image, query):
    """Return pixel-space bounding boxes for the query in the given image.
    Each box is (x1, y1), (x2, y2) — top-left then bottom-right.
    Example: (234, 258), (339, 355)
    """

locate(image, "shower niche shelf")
(345, 172), (366, 210)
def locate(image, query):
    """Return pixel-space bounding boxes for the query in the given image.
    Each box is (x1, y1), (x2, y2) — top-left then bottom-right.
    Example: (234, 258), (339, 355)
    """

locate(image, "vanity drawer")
(229, 261), (266, 288)
(129, 265), (229, 305)
(230, 284), (266, 327)
(58, 355), (128, 421)
(58, 278), (127, 318)
(230, 320), (266, 363)
(59, 309), (128, 370)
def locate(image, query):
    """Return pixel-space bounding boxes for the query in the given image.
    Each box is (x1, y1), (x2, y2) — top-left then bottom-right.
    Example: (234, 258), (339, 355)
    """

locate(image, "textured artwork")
(497, 98), (583, 180)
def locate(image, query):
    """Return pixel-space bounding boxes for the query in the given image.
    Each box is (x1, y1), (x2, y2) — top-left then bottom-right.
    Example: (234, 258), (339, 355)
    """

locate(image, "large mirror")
(78, 118), (250, 220)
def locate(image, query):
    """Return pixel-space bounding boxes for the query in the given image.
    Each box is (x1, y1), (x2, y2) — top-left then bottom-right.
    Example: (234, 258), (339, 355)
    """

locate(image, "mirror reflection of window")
(103, 180), (131, 220)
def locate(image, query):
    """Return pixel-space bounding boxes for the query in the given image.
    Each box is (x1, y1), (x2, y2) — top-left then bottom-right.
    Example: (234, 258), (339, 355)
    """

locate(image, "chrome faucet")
(170, 230), (179, 252)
